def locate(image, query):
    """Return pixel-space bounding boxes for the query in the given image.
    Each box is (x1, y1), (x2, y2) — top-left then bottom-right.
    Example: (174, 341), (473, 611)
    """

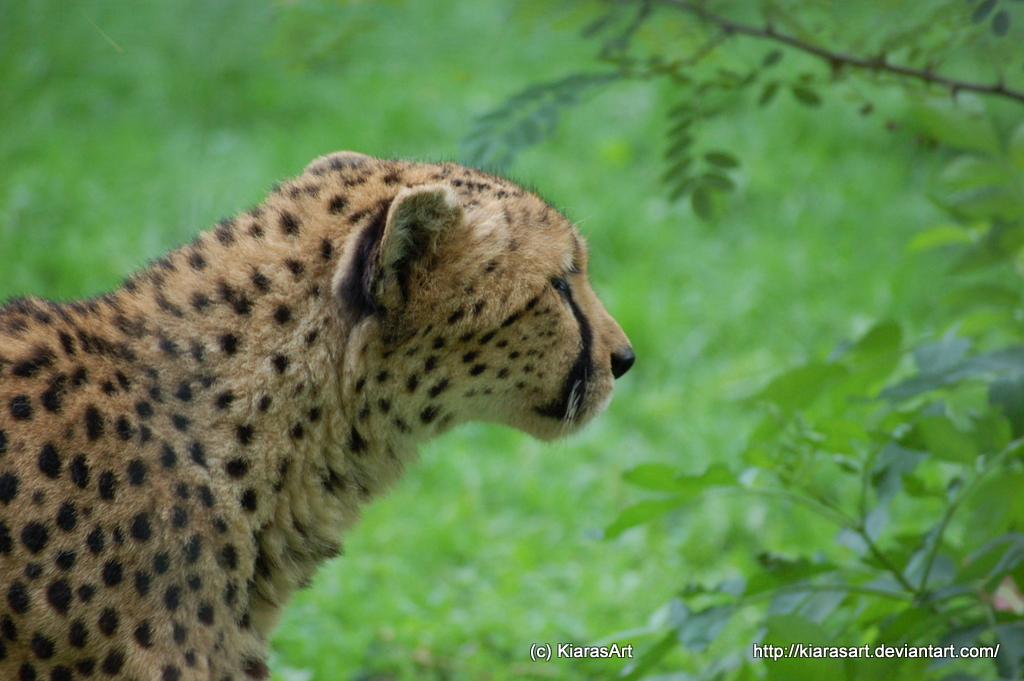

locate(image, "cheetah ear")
(334, 184), (462, 322)
(373, 184), (463, 308)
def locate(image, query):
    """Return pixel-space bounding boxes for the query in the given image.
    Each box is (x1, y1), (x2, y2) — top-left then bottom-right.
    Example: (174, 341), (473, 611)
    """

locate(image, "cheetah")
(0, 151), (634, 679)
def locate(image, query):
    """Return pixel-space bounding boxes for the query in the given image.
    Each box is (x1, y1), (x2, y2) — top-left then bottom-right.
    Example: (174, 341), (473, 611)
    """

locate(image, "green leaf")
(909, 97), (999, 154)
(937, 155), (1010, 192)
(755, 362), (848, 410)
(763, 49), (783, 67)
(910, 413), (979, 463)
(991, 373), (1024, 437)
(604, 498), (687, 539)
(943, 283), (1020, 313)
(676, 604), (733, 652)
(992, 9), (1011, 36)
(973, 0), (998, 24)
(622, 462), (735, 494)
(705, 151), (739, 168)
(745, 555), (837, 596)
(906, 223), (973, 252)
(759, 81), (779, 106)
(701, 172), (735, 191)
(691, 185), (714, 220)
(791, 85), (821, 107)
(850, 320), (902, 360)
(617, 631), (676, 681)
(1010, 121), (1024, 171)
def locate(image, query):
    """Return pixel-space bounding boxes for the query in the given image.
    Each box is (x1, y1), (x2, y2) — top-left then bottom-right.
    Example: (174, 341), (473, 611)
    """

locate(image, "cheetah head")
(317, 152), (634, 442)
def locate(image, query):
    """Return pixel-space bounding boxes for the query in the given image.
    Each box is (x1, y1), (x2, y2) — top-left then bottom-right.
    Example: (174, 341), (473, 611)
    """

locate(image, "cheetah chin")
(0, 150), (633, 678)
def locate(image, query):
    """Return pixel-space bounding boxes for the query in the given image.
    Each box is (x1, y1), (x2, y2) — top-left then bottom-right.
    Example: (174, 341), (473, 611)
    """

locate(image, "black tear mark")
(535, 285), (593, 422)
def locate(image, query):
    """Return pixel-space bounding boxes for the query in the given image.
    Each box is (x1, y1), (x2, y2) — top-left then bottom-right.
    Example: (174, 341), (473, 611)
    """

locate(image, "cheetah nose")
(610, 347), (635, 379)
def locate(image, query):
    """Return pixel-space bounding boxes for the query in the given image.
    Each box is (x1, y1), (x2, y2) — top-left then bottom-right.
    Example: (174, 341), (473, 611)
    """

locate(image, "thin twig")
(656, 0), (1024, 106)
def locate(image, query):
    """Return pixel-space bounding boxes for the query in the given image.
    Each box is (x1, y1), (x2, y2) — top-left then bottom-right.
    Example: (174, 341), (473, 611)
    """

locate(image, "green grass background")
(0, 1), (948, 678)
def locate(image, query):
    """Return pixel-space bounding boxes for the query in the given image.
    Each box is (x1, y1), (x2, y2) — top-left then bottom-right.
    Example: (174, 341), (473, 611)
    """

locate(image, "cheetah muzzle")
(0, 151), (634, 679)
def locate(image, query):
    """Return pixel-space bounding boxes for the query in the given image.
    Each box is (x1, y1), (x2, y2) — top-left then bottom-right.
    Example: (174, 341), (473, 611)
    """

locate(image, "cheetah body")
(0, 152), (633, 679)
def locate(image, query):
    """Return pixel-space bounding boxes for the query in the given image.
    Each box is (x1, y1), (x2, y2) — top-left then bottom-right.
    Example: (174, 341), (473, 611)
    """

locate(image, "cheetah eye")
(551, 277), (570, 297)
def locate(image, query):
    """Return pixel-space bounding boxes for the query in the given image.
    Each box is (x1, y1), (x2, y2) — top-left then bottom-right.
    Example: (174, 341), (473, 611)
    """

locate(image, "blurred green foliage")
(3, 1), (1022, 680)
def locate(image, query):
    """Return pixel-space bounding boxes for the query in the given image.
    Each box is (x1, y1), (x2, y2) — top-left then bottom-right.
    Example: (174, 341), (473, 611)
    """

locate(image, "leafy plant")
(601, 116), (1024, 680)
(466, 0), (1024, 220)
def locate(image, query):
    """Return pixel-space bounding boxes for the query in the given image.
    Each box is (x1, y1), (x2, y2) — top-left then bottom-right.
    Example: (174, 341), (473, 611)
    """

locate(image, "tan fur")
(0, 152), (632, 679)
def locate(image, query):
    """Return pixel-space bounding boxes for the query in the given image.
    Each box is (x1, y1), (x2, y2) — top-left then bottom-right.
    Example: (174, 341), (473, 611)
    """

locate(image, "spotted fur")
(0, 151), (633, 679)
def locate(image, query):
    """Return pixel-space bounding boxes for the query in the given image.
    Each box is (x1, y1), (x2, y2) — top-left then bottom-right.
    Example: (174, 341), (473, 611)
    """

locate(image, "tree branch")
(656, 0), (1024, 106)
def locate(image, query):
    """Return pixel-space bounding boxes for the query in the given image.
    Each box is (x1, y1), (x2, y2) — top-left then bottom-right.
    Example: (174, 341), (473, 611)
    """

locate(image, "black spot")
(164, 585), (181, 611)
(447, 309), (465, 325)
(30, 632), (55, 659)
(68, 620), (88, 648)
(219, 544), (238, 570)
(40, 379), (64, 413)
(406, 374), (419, 392)
(46, 580), (72, 613)
(98, 471), (117, 500)
(172, 506), (189, 528)
(285, 259), (305, 278)
(272, 354), (290, 373)
(24, 562), (42, 579)
(429, 380), (449, 398)
(54, 550), (75, 571)
(9, 395), (32, 420)
(52, 667), (74, 681)
(321, 237), (334, 260)
(115, 415), (134, 440)
(189, 442), (207, 467)
(243, 656), (270, 679)
(273, 305), (292, 324)
(0, 430), (6, 454)
(462, 351), (478, 363)
(174, 382), (193, 402)
(21, 524), (48, 554)
(470, 364), (486, 376)
(36, 440), (60, 477)
(101, 650), (125, 674)
(188, 251), (206, 270)
(161, 443), (178, 468)
(473, 300), (487, 315)
(98, 607), (119, 635)
(7, 582), (30, 613)
(424, 356), (438, 372)
(216, 391), (235, 410)
(497, 368), (510, 378)
(279, 211), (300, 236)
(56, 502), (77, 531)
(131, 513), (152, 541)
(479, 331), (496, 345)
(305, 328), (320, 345)
(135, 622), (153, 647)
(309, 407), (321, 421)
(219, 333), (239, 355)
(0, 522), (11, 553)
(235, 425), (254, 446)
(84, 405), (104, 441)
(102, 559), (123, 586)
(12, 349), (53, 378)
(501, 311), (522, 327)
(77, 584), (95, 602)
(135, 400), (154, 418)
(257, 395), (272, 412)
(240, 489), (257, 512)
(162, 665), (182, 681)
(198, 485), (215, 508)
(291, 423), (304, 440)
(348, 426), (367, 454)
(225, 459), (249, 478)
(197, 602), (214, 625)
(126, 459), (147, 485)
(0, 473), (18, 504)
(86, 527), (104, 554)
(153, 553), (170, 574)
(191, 292), (211, 312)
(251, 271), (272, 293)
(420, 406), (440, 424)
(183, 535), (202, 563)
